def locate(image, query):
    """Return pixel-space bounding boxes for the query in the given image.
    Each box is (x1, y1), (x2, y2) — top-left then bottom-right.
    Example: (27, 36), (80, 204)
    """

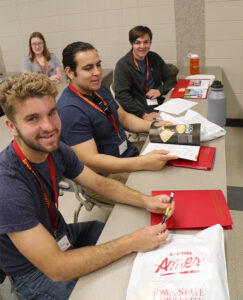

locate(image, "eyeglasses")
(31, 42), (44, 47)
(133, 40), (151, 46)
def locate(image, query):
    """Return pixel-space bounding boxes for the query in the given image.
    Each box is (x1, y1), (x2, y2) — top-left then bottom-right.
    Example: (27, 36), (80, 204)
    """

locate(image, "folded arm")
(49, 67), (62, 82)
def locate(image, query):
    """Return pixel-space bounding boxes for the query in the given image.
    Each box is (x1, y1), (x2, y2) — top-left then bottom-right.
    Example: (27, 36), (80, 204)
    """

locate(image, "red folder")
(170, 79), (190, 98)
(151, 190), (233, 230)
(167, 146), (216, 171)
(170, 78), (210, 99)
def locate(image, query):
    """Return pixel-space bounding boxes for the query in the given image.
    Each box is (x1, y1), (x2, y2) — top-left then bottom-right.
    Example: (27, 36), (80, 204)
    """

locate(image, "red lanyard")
(12, 139), (58, 237)
(34, 56), (47, 74)
(68, 83), (120, 136)
(132, 53), (149, 93)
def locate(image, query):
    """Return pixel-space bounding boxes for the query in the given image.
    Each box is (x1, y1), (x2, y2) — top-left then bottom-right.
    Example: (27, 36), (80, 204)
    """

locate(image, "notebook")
(167, 146), (216, 170)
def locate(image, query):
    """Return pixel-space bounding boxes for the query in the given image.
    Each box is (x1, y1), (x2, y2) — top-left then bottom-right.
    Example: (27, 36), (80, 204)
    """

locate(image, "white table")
(70, 67), (227, 300)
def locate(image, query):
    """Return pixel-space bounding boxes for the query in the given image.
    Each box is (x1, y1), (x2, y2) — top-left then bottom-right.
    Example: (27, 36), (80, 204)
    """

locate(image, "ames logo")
(154, 251), (206, 276)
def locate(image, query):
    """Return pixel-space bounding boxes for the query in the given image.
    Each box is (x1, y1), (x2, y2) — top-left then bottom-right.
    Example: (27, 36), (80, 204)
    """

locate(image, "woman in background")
(22, 32), (63, 83)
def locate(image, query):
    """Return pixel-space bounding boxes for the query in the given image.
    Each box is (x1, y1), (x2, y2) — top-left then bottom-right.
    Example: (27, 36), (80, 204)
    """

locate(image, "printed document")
(141, 143), (200, 161)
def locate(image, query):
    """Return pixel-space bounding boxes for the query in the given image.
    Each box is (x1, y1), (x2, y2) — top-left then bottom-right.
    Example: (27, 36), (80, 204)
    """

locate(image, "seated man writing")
(114, 25), (177, 121)
(0, 72), (174, 300)
(57, 42), (177, 202)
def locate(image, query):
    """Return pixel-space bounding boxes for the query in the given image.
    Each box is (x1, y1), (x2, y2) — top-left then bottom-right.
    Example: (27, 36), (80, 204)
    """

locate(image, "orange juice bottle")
(188, 53), (199, 75)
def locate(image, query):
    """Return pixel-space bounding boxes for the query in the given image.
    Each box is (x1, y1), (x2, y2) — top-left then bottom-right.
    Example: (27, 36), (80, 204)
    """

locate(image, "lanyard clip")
(103, 106), (110, 114)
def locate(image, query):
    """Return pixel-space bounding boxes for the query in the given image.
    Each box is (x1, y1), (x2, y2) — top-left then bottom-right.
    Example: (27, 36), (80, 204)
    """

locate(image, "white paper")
(141, 142), (200, 161)
(186, 74), (215, 86)
(154, 98), (197, 115)
(159, 109), (226, 142)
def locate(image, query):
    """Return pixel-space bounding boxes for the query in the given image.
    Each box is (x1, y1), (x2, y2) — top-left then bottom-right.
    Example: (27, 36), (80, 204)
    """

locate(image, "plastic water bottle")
(207, 80), (227, 127)
(188, 53), (199, 75)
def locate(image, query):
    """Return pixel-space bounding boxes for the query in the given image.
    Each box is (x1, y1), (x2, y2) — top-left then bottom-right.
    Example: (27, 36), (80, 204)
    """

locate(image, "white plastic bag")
(185, 75), (216, 86)
(160, 109), (226, 142)
(126, 225), (230, 300)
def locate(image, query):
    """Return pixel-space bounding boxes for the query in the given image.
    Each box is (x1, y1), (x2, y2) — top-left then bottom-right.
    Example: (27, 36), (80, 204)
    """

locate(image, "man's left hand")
(145, 194), (175, 219)
(146, 89), (161, 100)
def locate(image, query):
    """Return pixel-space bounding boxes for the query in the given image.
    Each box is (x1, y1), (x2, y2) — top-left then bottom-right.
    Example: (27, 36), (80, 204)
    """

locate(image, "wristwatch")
(150, 120), (158, 128)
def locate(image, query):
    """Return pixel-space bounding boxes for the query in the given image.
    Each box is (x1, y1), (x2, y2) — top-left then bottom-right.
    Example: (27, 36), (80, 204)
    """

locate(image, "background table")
(70, 67), (226, 300)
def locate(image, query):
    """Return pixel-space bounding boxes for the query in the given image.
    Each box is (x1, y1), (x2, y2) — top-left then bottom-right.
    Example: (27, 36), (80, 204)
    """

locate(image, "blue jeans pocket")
(11, 269), (77, 300)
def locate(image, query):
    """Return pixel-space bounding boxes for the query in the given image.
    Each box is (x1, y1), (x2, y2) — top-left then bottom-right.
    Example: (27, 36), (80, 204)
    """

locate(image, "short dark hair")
(62, 42), (96, 73)
(129, 26), (153, 44)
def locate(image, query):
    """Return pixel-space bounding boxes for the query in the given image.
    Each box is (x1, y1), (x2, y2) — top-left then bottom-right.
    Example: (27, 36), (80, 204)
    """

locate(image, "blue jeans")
(9, 221), (104, 300)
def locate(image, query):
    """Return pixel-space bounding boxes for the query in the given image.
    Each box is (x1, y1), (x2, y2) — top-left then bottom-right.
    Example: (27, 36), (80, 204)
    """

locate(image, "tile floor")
(0, 119), (242, 299)
(223, 126), (243, 300)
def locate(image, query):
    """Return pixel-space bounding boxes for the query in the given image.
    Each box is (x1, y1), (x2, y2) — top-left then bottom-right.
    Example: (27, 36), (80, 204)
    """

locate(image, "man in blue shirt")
(57, 42), (177, 200)
(0, 72), (174, 299)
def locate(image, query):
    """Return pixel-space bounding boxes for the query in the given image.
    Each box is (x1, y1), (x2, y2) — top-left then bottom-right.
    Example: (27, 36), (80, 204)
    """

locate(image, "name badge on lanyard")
(146, 98), (158, 106)
(118, 139), (128, 156)
(57, 233), (72, 251)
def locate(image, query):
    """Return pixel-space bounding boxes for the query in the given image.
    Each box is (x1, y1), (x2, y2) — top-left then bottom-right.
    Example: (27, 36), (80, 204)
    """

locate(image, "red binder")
(151, 190), (233, 230)
(167, 146), (216, 171)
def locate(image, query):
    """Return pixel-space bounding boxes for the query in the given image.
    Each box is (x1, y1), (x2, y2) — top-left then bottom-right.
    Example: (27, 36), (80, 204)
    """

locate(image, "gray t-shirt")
(22, 53), (61, 77)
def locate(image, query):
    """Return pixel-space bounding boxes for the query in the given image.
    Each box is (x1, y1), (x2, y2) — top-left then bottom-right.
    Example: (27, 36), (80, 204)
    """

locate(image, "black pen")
(162, 192), (174, 224)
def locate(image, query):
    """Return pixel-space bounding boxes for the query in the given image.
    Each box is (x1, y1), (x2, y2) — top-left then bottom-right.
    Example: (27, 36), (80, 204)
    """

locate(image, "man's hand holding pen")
(145, 193), (175, 217)
(129, 194), (175, 251)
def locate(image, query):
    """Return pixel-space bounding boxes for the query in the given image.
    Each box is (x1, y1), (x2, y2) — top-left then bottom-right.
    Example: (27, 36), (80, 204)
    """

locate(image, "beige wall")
(0, 0), (176, 71)
(205, 0), (243, 119)
(0, 0), (243, 118)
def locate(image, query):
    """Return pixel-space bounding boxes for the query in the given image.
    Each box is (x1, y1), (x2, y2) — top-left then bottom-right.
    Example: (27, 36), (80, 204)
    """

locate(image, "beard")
(16, 127), (60, 154)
